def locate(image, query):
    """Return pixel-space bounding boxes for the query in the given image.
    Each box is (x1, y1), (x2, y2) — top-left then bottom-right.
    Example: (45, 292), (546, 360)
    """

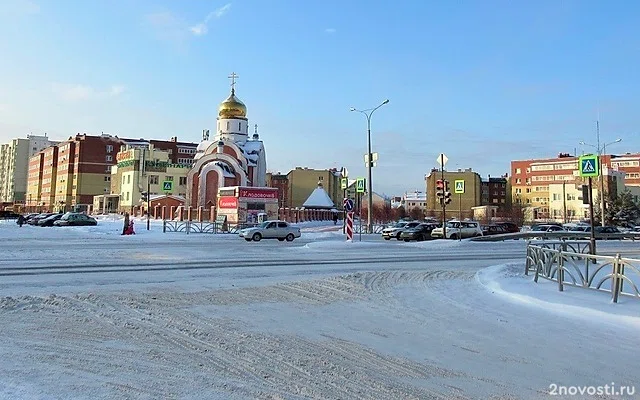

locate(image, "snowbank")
(476, 263), (640, 331)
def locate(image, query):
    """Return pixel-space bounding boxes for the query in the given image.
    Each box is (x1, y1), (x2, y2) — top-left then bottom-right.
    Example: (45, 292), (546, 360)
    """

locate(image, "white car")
(239, 220), (301, 242)
(381, 221), (420, 240)
(430, 220), (483, 239)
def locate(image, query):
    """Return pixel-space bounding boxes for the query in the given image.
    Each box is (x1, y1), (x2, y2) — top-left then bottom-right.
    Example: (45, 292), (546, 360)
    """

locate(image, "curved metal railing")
(526, 242), (640, 303)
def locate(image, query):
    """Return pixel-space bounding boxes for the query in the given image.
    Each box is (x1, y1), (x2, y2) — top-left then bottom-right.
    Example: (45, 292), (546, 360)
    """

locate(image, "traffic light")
(436, 179), (445, 204)
(140, 191), (148, 202)
(444, 180), (452, 205)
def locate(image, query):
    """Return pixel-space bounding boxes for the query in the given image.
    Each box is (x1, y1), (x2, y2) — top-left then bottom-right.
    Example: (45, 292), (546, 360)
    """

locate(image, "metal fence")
(163, 220), (257, 234)
(163, 220), (387, 235)
(525, 241), (640, 303)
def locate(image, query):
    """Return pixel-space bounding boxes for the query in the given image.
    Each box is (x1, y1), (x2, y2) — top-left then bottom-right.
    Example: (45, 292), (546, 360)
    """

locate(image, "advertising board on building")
(116, 149), (135, 162)
(218, 196), (238, 209)
(238, 187), (278, 201)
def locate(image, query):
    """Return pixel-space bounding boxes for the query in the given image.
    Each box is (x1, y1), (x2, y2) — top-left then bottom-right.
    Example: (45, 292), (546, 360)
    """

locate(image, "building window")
(127, 175), (131, 184)
(179, 177), (187, 186)
(318, 176), (324, 181)
(106, 145), (113, 153)
(104, 176), (111, 182)
(126, 192), (130, 201)
(149, 175), (159, 185)
(106, 155), (113, 162)
(106, 166), (112, 173)
(165, 176), (174, 182)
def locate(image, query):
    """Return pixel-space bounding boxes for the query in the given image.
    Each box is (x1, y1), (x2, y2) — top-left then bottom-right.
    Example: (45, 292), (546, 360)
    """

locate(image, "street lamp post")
(350, 99), (389, 234)
(579, 138), (622, 226)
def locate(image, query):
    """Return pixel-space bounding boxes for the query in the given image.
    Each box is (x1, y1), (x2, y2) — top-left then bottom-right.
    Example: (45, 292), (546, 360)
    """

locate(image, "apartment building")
(281, 167), (342, 209)
(150, 136), (199, 167)
(425, 168), (483, 219)
(510, 152), (640, 221)
(0, 134), (57, 203)
(110, 144), (190, 212)
(26, 133), (199, 212)
(265, 172), (289, 208)
(26, 152), (45, 210)
(481, 175), (510, 209)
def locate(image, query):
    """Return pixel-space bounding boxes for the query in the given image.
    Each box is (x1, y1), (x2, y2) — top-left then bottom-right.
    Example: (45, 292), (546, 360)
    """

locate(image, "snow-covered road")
(1, 220), (638, 399)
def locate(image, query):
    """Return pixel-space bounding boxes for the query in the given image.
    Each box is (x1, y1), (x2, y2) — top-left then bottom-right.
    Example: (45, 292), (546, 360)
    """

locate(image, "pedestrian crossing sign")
(356, 178), (365, 193)
(454, 180), (465, 194)
(162, 181), (173, 191)
(579, 155), (599, 177)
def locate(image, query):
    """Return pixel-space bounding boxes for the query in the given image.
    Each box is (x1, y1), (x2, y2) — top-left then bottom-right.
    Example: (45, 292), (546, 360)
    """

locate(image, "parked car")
(497, 222), (519, 233)
(28, 213), (56, 225)
(481, 224), (508, 236)
(239, 220), (301, 242)
(0, 210), (21, 219)
(53, 213), (98, 226)
(381, 221), (421, 240)
(530, 224), (565, 232)
(431, 220), (483, 240)
(37, 213), (64, 227)
(399, 223), (438, 241)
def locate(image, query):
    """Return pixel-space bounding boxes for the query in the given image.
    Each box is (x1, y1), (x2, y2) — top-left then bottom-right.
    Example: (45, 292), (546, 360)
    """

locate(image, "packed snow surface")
(1, 217), (639, 399)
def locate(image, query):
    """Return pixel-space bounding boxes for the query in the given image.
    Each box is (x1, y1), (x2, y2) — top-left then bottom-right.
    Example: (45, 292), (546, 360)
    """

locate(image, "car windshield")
(259, 221), (271, 229)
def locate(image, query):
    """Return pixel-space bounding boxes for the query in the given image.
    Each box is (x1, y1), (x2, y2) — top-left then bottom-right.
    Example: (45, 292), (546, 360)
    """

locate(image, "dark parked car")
(482, 224), (508, 236)
(37, 213), (64, 227)
(497, 222), (519, 233)
(53, 213), (98, 226)
(27, 213), (56, 225)
(399, 223), (438, 242)
(0, 210), (21, 219)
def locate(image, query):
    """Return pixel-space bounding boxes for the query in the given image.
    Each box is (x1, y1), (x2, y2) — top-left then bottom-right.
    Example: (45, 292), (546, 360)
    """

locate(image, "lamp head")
(382, 99), (389, 105)
(349, 107), (356, 112)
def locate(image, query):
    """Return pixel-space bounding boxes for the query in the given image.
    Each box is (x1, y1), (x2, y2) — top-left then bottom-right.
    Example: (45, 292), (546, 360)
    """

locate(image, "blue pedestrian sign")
(343, 198), (354, 212)
(162, 181), (173, 191)
(579, 155), (599, 177)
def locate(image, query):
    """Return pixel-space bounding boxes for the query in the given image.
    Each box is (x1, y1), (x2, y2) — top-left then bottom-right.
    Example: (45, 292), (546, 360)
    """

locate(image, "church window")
(238, 122), (241, 130)
(226, 122), (230, 130)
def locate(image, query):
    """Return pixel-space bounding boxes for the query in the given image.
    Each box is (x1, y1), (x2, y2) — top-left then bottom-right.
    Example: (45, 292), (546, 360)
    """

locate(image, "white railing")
(525, 242), (640, 303)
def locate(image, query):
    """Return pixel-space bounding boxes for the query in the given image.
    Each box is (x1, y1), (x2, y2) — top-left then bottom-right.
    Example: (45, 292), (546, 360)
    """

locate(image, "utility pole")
(441, 155), (446, 238)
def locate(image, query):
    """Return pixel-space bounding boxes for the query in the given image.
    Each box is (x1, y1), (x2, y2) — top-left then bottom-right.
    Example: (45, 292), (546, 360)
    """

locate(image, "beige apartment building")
(0, 134), (57, 203)
(425, 168), (483, 219)
(281, 167), (342, 209)
(108, 144), (190, 213)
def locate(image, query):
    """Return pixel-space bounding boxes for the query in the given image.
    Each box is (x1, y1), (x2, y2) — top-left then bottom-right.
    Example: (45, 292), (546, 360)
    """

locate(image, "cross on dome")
(228, 72), (239, 94)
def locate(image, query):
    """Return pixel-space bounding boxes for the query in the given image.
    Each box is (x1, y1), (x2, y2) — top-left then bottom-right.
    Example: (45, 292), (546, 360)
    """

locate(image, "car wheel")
(285, 233), (294, 242)
(404, 239), (410, 242)
(450, 234), (458, 240)
(384, 237), (390, 240)
(278, 238), (285, 241)
(252, 233), (262, 241)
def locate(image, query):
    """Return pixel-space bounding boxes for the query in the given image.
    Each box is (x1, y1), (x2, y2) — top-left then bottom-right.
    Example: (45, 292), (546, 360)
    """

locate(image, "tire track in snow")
(1, 270), (497, 399)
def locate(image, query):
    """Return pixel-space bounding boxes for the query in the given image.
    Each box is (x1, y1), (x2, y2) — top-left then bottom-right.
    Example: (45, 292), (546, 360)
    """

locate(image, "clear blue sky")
(1, 0), (638, 196)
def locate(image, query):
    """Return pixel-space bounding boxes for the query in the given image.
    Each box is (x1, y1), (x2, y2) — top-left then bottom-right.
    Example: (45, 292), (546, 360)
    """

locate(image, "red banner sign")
(238, 188), (278, 199)
(218, 196), (238, 209)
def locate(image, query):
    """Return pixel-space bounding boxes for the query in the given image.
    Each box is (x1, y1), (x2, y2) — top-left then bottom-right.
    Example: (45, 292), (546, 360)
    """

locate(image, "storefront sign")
(218, 196), (238, 209)
(238, 188), (278, 199)
(116, 149), (135, 162)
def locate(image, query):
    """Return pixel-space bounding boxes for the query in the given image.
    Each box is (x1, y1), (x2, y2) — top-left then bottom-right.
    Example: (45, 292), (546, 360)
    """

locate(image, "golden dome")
(218, 89), (247, 119)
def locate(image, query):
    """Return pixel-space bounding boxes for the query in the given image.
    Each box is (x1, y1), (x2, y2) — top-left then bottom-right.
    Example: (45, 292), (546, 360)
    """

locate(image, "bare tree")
(395, 206), (407, 220)
(409, 206), (423, 221)
(502, 202), (526, 227)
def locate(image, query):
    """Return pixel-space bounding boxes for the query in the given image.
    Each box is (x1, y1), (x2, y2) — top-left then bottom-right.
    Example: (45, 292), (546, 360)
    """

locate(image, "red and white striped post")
(346, 212), (354, 241)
